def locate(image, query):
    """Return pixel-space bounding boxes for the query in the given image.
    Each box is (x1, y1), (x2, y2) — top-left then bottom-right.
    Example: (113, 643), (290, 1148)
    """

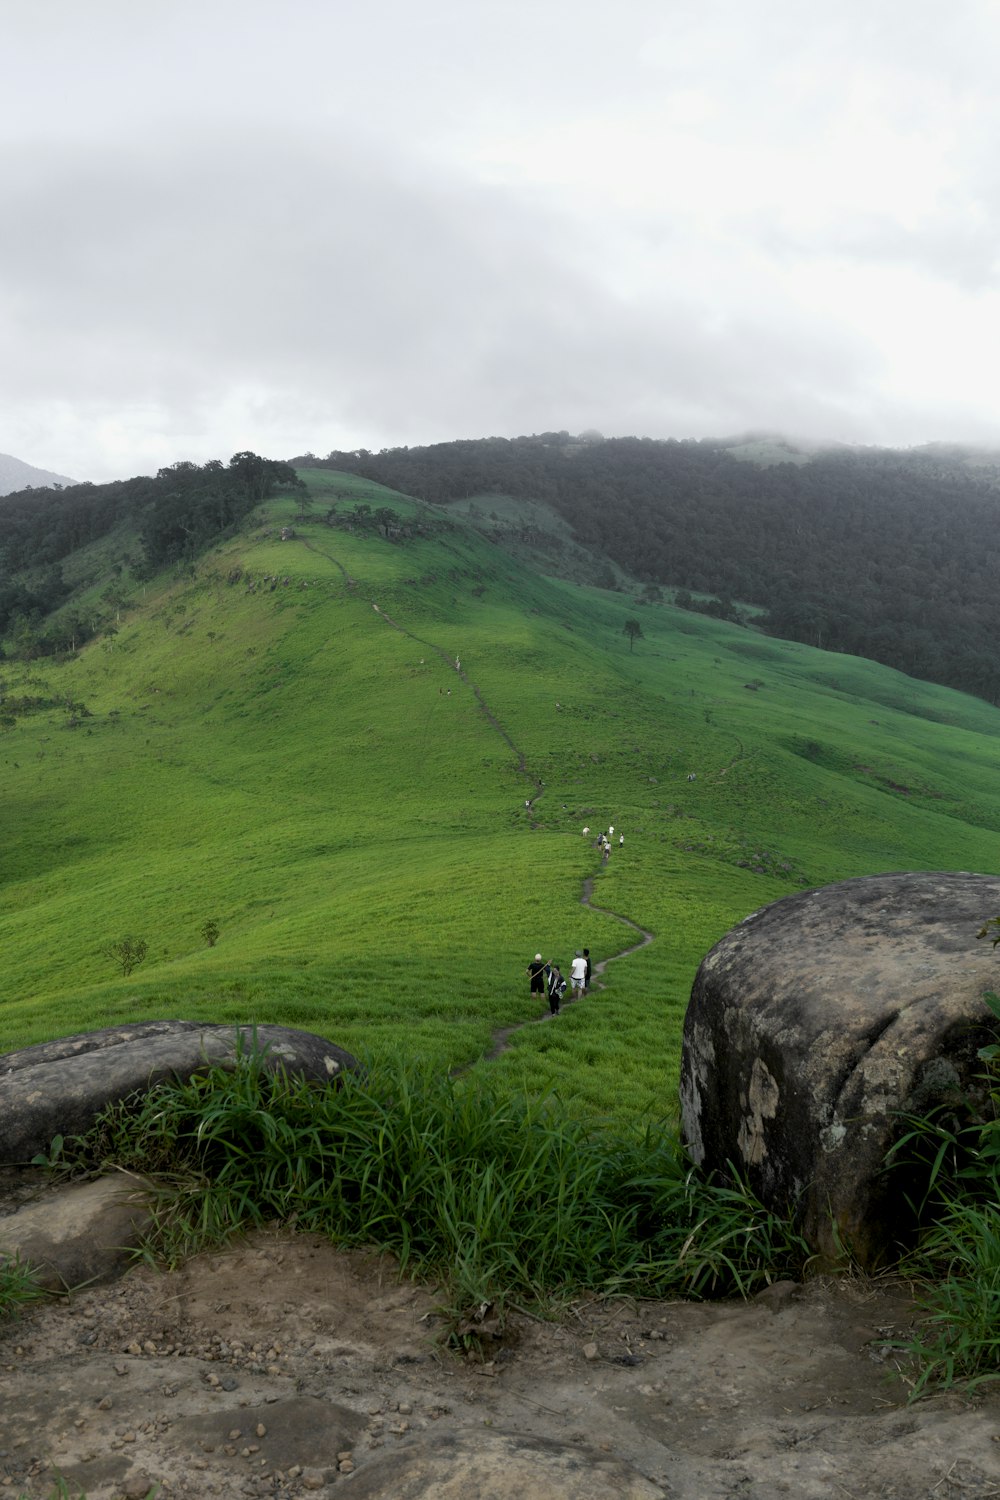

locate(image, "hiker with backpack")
(547, 961), (567, 1015)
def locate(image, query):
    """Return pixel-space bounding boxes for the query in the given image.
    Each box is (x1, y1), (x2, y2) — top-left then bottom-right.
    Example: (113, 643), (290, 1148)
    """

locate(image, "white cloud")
(2, 0), (1000, 479)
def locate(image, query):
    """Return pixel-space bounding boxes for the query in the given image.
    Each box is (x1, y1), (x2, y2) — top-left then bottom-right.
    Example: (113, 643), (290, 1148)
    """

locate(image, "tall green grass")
(886, 993), (1000, 1394)
(74, 1048), (808, 1332)
(0, 1255), (46, 1319)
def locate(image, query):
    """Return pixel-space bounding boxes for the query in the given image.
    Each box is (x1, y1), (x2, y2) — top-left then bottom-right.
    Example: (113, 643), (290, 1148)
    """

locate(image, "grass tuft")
(0, 1254), (47, 1320)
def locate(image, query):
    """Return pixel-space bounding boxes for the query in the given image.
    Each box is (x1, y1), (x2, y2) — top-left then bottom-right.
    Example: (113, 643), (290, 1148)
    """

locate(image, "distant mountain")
(0, 452), (77, 496)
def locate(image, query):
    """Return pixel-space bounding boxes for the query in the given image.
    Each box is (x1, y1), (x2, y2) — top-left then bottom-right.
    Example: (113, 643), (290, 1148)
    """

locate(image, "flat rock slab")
(174, 1392), (365, 1473)
(680, 871), (1000, 1267)
(343, 1430), (667, 1499)
(0, 1174), (154, 1290)
(5, 1229), (1000, 1500)
(0, 1021), (358, 1166)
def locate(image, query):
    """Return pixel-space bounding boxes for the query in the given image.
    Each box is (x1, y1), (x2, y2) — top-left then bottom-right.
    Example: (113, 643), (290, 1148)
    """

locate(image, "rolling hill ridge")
(3, 464), (1000, 1126)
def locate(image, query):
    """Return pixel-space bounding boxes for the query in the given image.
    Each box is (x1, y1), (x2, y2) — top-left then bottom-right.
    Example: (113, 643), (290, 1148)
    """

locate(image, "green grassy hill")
(4, 467), (1000, 1130)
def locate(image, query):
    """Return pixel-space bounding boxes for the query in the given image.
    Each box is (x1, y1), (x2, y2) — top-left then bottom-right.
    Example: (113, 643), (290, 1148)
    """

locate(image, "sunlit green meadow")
(4, 468), (1000, 1130)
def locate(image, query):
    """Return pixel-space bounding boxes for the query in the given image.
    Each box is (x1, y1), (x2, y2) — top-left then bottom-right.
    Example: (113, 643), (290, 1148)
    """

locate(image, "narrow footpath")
(298, 533), (655, 1063)
(476, 874), (655, 1064)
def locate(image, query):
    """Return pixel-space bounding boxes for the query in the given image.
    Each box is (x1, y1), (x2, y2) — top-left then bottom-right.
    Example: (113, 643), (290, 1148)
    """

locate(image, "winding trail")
(295, 532), (655, 1064)
(581, 875), (655, 971)
(299, 536), (357, 588)
(716, 733), (752, 779)
(471, 876), (656, 1066)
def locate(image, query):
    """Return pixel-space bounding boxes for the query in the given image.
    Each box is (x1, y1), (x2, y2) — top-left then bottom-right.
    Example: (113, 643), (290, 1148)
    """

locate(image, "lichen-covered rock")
(680, 871), (1000, 1268)
(0, 1021), (358, 1165)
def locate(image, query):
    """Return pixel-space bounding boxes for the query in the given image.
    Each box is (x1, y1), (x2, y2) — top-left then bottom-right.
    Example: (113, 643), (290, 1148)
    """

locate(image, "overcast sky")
(4, 0), (1000, 482)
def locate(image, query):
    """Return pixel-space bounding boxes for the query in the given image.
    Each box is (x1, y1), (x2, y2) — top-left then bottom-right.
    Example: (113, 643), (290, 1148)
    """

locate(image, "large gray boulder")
(680, 871), (1000, 1268)
(0, 1021), (358, 1165)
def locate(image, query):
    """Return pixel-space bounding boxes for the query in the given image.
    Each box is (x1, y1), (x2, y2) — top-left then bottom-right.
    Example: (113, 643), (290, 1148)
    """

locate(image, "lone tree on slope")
(623, 618), (644, 652)
(103, 935), (148, 978)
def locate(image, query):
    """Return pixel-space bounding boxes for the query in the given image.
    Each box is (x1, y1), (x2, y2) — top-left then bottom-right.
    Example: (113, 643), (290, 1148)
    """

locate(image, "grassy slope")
(3, 468), (1000, 1130)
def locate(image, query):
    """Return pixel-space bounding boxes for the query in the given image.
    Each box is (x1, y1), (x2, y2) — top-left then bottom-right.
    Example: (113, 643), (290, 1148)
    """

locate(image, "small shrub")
(102, 935), (148, 977)
(978, 917), (1000, 949)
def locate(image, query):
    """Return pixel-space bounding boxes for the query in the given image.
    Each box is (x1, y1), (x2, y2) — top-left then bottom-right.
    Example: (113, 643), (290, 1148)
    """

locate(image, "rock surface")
(0, 1021), (358, 1166)
(3, 1226), (1000, 1500)
(342, 1429), (667, 1498)
(0, 1174), (154, 1290)
(680, 870), (1000, 1267)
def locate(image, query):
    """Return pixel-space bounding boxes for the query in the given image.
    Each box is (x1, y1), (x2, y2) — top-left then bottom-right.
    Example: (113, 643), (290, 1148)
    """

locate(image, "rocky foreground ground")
(3, 1228), (1000, 1500)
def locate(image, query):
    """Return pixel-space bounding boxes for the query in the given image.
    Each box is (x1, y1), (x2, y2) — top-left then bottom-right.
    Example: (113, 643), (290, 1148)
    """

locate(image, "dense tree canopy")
(141, 455), (301, 568)
(303, 435), (1000, 703)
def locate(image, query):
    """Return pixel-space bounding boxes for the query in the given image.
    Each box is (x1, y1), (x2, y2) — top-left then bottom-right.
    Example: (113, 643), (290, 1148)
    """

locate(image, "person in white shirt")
(570, 951), (588, 999)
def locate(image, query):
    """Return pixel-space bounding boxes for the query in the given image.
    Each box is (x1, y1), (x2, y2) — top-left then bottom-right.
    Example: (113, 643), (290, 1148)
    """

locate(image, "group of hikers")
(523, 818), (619, 1014)
(582, 824), (624, 865)
(527, 949), (591, 1016)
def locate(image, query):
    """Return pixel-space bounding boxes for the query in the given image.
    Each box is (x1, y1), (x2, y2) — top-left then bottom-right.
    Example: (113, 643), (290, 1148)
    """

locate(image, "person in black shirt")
(527, 953), (547, 1003)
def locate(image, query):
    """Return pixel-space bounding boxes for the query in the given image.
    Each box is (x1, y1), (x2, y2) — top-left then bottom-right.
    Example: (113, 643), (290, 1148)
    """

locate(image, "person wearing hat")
(527, 952), (547, 1005)
(570, 950), (588, 1000)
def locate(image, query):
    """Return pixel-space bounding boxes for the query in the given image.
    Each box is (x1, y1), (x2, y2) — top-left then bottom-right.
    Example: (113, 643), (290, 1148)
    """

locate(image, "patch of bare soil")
(3, 1232), (1000, 1500)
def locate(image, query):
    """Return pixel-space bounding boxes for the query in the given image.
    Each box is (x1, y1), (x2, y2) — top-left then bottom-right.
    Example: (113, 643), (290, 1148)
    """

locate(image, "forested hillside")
(0, 453), (300, 655)
(304, 434), (1000, 703)
(7, 433), (1000, 704)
